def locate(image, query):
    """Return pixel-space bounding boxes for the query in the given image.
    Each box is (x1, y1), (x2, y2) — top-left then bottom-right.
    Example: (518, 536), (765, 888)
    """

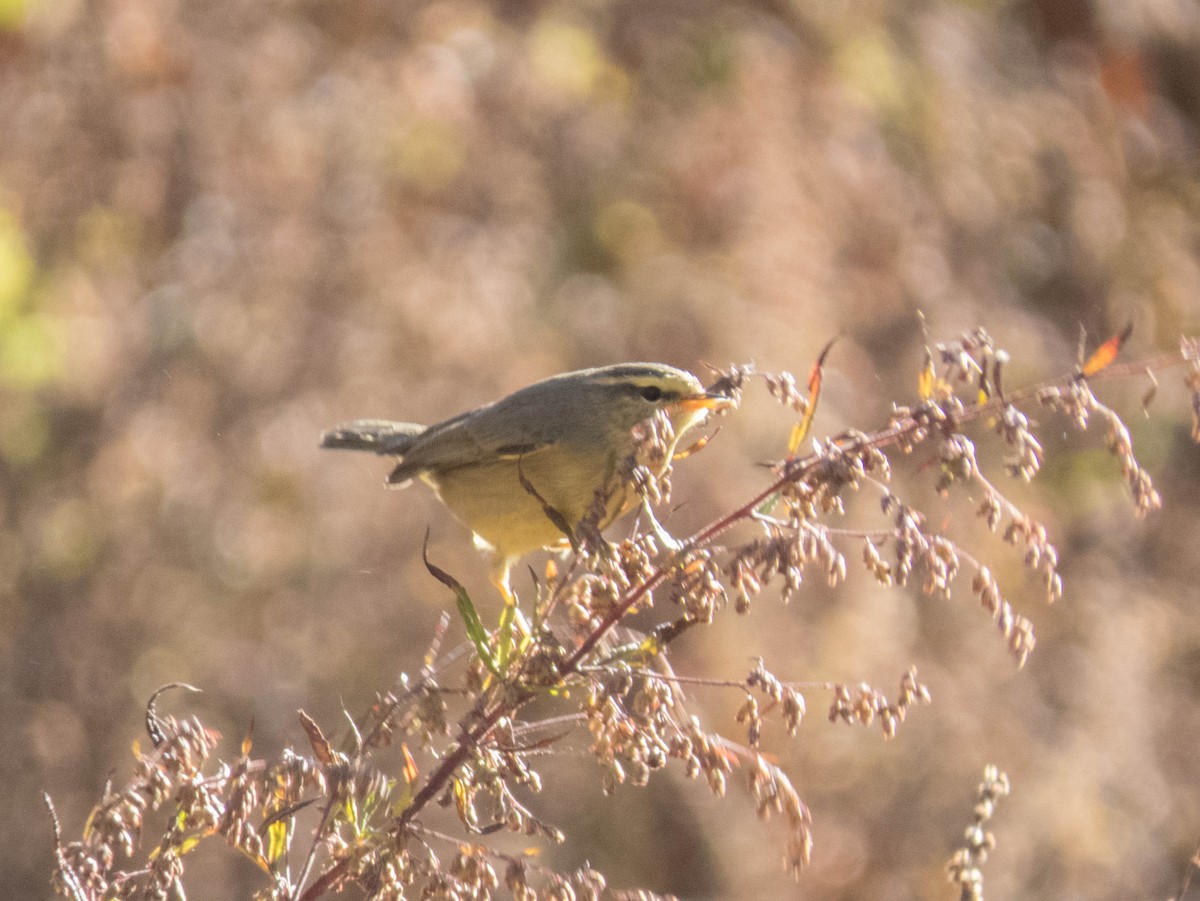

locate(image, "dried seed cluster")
(746, 658), (806, 738)
(54, 712), (220, 900)
(623, 408), (677, 509)
(661, 551), (726, 623)
(728, 517), (847, 612)
(749, 753), (813, 873)
(762, 369), (811, 414)
(584, 669), (674, 794)
(996, 404), (1044, 482)
(826, 667), (932, 739)
(946, 765), (1011, 901)
(504, 861), (609, 901)
(968, 565), (1036, 667)
(1039, 380), (1161, 516)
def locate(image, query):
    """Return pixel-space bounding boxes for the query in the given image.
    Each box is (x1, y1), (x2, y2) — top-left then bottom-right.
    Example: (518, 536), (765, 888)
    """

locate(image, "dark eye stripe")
(628, 384), (680, 403)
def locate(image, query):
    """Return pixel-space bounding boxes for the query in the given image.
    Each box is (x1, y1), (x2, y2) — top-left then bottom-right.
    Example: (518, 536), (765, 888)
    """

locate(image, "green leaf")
(754, 494), (780, 517)
(496, 601), (517, 671)
(422, 530), (500, 676)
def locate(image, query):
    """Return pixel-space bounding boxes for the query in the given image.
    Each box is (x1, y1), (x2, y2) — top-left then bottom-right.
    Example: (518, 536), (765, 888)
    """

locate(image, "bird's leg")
(490, 558), (528, 611)
(490, 559), (530, 670)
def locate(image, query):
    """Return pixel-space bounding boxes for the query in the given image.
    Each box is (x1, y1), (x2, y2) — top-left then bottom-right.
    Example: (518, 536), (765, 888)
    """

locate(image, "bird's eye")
(638, 385), (664, 402)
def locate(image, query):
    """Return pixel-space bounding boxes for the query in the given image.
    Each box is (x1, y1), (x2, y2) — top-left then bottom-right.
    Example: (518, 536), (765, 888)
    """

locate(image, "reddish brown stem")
(299, 346), (1197, 900)
(566, 343), (1198, 670)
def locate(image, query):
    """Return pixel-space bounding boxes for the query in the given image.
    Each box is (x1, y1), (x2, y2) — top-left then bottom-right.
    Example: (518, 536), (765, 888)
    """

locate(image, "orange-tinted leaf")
(788, 338), (836, 458)
(401, 743), (419, 786)
(710, 742), (743, 769)
(299, 710), (334, 767)
(1081, 322), (1133, 377)
(233, 843), (274, 873)
(785, 422), (805, 459)
(242, 718), (254, 757)
(917, 348), (936, 401)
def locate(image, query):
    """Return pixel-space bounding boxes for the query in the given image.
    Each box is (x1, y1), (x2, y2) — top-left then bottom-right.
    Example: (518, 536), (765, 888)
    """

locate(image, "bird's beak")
(678, 391), (736, 414)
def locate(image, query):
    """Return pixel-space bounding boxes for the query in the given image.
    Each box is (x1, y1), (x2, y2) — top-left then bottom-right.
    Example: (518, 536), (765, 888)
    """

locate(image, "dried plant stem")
(53, 336), (1200, 901)
(44, 793), (88, 901)
(296, 698), (519, 901)
(293, 787), (343, 901)
(328, 344), (1196, 897)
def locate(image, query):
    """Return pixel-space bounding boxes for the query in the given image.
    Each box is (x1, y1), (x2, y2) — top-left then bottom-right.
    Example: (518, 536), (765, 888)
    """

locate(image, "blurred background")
(2, 0), (1199, 897)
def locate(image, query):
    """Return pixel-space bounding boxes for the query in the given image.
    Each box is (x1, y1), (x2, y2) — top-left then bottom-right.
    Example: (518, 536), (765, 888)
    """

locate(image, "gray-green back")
(390, 363), (696, 483)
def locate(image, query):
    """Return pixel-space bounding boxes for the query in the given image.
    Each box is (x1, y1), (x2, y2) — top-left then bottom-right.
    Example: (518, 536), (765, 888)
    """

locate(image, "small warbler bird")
(321, 363), (731, 599)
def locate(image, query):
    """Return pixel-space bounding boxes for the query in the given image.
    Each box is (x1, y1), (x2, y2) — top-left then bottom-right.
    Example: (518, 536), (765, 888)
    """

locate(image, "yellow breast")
(423, 444), (630, 560)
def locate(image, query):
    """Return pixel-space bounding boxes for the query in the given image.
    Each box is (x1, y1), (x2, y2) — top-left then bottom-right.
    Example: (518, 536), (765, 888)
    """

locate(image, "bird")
(321, 363), (731, 602)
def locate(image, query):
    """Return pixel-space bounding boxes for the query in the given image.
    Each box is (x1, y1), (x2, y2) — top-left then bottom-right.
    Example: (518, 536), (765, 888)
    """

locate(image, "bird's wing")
(386, 402), (559, 484)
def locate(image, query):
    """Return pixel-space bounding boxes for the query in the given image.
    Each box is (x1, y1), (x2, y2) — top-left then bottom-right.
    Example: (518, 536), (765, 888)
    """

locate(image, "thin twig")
(44, 792), (88, 901)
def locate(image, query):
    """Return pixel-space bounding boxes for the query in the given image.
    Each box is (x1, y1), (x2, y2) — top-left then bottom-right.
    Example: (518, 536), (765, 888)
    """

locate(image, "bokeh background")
(2, 0), (1200, 897)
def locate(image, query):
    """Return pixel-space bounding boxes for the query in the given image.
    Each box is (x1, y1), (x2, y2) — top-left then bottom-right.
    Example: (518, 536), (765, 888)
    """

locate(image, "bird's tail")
(319, 420), (425, 455)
